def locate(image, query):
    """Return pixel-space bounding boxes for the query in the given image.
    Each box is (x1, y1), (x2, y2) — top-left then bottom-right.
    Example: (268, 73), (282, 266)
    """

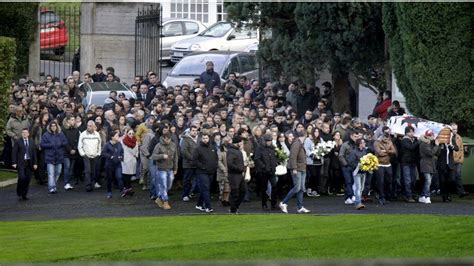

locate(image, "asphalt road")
(1, 179), (473, 221)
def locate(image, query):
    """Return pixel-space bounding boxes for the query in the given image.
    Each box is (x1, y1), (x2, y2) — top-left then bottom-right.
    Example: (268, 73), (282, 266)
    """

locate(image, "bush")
(0, 37), (16, 137)
(383, 3), (474, 134)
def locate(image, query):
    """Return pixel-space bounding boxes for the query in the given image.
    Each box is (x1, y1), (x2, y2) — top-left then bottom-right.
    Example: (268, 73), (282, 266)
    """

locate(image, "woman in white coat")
(121, 127), (138, 196)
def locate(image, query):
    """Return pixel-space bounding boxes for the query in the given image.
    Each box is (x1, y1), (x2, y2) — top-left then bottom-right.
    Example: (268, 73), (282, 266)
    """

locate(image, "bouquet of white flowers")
(310, 140), (336, 161)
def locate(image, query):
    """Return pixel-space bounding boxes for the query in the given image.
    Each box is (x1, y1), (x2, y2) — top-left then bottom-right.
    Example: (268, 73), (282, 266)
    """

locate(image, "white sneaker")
(344, 198), (354, 205)
(205, 208), (214, 213)
(94, 182), (102, 189)
(311, 191), (320, 197)
(64, 183), (74, 190)
(425, 197), (431, 204)
(418, 196), (426, 203)
(297, 207), (311, 213)
(351, 196), (356, 202)
(306, 188), (313, 197)
(279, 202), (288, 213)
(195, 205), (205, 212)
(182, 196), (190, 202)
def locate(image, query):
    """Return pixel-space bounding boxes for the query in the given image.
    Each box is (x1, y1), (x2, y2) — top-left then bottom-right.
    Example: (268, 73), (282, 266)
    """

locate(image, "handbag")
(244, 166), (251, 182)
(275, 164), (288, 176)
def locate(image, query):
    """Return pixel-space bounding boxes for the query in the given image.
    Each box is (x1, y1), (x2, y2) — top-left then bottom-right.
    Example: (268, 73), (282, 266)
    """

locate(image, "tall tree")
(226, 2), (385, 114)
(383, 3), (474, 133)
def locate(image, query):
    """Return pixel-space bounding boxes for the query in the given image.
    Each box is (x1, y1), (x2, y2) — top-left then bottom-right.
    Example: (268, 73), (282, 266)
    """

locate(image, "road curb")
(0, 178), (17, 187)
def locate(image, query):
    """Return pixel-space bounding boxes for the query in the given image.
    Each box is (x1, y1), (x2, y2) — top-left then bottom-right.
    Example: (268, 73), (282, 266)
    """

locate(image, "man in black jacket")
(437, 133), (459, 202)
(227, 136), (245, 213)
(12, 128), (38, 200)
(400, 126), (419, 202)
(62, 116), (80, 190)
(194, 133), (218, 213)
(255, 134), (278, 210)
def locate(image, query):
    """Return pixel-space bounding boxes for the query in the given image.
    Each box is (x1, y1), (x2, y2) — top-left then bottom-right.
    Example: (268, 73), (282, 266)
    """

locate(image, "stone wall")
(80, 3), (159, 84)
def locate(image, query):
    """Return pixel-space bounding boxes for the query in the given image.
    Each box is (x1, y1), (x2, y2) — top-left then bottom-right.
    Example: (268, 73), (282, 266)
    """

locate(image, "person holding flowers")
(304, 127), (323, 197)
(347, 138), (369, 210)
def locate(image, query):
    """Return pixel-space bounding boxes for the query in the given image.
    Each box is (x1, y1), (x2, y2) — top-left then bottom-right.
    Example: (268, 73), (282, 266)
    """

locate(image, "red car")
(40, 9), (69, 55)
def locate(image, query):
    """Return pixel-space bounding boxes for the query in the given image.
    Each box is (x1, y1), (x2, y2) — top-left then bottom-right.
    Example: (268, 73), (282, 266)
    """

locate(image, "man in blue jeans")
(338, 129), (363, 205)
(180, 125), (200, 201)
(400, 126), (419, 202)
(279, 130), (310, 214)
(194, 133), (218, 213)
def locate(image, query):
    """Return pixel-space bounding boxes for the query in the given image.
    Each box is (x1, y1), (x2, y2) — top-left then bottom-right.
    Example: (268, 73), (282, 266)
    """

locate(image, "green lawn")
(1, 215), (473, 262)
(0, 170), (16, 182)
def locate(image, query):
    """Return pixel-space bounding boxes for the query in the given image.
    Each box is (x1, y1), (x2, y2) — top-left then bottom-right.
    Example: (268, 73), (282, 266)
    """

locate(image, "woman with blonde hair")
(121, 126), (138, 196)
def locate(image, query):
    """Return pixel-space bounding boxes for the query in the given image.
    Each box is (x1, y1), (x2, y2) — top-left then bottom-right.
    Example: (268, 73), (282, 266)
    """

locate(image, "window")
(223, 56), (240, 79)
(232, 27), (258, 40)
(170, 0), (210, 24)
(239, 55), (257, 73)
(216, 0), (226, 21)
(184, 22), (199, 35)
(163, 22), (183, 37)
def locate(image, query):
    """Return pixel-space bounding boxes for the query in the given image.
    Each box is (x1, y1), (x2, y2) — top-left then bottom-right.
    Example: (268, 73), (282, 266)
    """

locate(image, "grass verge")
(0, 214), (473, 262)
(0, 170), (16, 182)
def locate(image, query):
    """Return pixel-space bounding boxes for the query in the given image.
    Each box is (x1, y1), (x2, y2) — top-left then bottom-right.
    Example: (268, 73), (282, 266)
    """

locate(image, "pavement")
(0, 179), (473, 221)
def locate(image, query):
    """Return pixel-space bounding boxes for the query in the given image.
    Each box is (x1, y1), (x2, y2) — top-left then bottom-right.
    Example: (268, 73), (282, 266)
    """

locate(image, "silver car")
(161, 19), (207, 62)
(80, 82), (136, 110)
(170, 22), (258, 63)
(163, 51), (259, 88)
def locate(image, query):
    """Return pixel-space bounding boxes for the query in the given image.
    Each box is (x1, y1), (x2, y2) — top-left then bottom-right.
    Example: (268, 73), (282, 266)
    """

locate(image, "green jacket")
(151, 137), (178, 172)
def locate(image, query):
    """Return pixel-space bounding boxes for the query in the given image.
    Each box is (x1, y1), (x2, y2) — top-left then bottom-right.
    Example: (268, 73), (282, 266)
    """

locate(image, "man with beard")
(200, 61), (221, 95)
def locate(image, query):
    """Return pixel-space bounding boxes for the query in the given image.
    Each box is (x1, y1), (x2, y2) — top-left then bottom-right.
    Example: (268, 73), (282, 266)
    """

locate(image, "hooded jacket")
(288, 138), (306, 172)
(151, 137), (178, 171)
(62, 125), (80, 159)
(255, 142), (278, 174)
(78, 129), (102, 159)
(40, 122), (68, 164)
(102, 141), (124, 167)
(400, 136), (419, 164)
(419, 135), (440, 174)
(195, 141), (218, 175)
(181, 133), (199, 168)
(226, 144), (245, 175)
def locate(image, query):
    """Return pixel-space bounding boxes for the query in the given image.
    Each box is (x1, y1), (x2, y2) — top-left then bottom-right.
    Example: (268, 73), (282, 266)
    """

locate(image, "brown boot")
(155, 198), (164, 208)
(222, 192), (230, 202)
(163, 201), (171, 210)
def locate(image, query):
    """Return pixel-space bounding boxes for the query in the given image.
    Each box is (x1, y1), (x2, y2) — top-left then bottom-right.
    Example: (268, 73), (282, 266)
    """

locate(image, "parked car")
(161, 19), (207, 63)
(80, 82), (136, 110)
(40, 9), (69, 55)
(170, 22), (258, 63)
(163, 51), (259, 88)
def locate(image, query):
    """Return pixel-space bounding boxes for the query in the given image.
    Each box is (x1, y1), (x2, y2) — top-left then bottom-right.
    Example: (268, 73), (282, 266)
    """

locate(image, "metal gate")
(135, 5), (162, 81)
(39, 3), (80, 82)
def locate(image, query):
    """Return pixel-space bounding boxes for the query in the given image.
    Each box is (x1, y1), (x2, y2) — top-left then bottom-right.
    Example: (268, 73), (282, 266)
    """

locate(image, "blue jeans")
(421, 173), (432, 197)
(341, 166), (354, 199)
(105, 165), (123, 193)
(149, 159), (157, 197)
(63, 158), (75, 185)
(47, 163), (62, 191)
(352, 173), (366, 205)
(282, 171), (306, 209)
(196, 173), (212, 209)
(155, 169), (174, 201)
(402, 164), (417, 198)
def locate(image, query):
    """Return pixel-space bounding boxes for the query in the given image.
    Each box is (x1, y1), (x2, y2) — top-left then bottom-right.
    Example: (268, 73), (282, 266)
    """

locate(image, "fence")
(135, 5), (162, 81)
(39, 4), (80, 82)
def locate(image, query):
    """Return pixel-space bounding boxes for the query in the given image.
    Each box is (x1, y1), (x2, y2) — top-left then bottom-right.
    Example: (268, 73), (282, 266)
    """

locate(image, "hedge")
(0, 37), (16, 136)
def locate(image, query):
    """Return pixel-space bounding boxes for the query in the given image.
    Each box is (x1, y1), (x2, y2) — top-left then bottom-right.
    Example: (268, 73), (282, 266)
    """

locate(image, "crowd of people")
(3, 61), (470, 213)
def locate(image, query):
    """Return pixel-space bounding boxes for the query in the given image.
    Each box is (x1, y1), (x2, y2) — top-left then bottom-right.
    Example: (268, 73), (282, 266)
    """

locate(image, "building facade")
(161, 0), (226, 26)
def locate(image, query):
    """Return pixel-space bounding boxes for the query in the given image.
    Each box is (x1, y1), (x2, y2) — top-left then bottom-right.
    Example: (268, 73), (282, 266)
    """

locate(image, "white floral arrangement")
(311, 140), (336, 160)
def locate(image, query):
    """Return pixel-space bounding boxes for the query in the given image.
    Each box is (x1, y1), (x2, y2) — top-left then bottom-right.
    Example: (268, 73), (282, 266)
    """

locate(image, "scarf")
(123, 135), (137, 149)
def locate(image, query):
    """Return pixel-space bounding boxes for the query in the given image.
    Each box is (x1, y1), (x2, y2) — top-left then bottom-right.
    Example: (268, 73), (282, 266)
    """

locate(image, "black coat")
(137, 92), (154, 107)
(226, 144), (244, 175)
(255, 143), (277, 174)
(400, 136), (419, 164)
(62, 126), (80, 159)
(437, 136), (458, 171)
(195, 142), (218, 175)
(12, 138), (38, 169)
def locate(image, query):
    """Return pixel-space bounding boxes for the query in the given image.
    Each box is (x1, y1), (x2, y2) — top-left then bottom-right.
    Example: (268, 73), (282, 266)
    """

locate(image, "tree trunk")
(384, 36), (392, 93)
(332, 71), (351, 115)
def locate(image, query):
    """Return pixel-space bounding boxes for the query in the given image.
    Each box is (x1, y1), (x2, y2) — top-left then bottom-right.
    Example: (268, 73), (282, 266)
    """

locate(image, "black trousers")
(17, 160), (32, 197)
(375, 166), (393, 200)
(228, 173), (246, 213)
(438, 166), (455, 197)
(258, 172), (277, 208)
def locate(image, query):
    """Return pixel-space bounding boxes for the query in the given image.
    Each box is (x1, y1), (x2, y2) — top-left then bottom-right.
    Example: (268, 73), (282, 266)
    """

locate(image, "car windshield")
(40, 12), (61, 24)
(170, 54), (228, 76)
(198, 22), (232, 38)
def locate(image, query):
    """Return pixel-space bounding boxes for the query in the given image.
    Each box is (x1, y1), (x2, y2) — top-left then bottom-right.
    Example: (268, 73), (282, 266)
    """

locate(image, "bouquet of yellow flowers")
(358, 153), (379, 173)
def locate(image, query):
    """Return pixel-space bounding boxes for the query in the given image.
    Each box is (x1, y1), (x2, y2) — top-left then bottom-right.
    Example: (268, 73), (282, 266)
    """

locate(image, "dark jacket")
(181, 134), (199, 168)
(255, 143), (278, 174)
(200, 70), (221, 93)
(195, 141), (218, 175)
(226, 144), (245, 175)
(102, 141), (124, 168)
(62, 126), (80, 159)
(12, 137), (38, 168)
(419, 136), (439, 174)
(288, 138), (306, 172)
(348, 147), (368, 171)
(151, 137), (179, 171)
(400, 136), (419, 164)
(92, 72), (106, 82)
(339, 139), (356, 167)
(437, 135), (458, 171)
(40, 124), (68, 165)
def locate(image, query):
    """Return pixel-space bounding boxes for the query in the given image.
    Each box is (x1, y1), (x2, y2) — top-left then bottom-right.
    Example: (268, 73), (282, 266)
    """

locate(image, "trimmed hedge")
(383, 3), (474, 134)
(0, 37), (16, 136)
